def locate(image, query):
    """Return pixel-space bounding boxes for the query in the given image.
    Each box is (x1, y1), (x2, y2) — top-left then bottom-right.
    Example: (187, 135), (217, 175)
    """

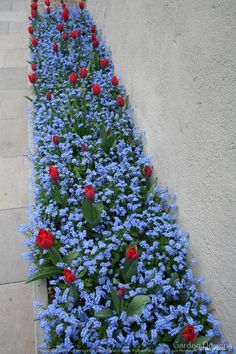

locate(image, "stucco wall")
(87, 0), (236, 346)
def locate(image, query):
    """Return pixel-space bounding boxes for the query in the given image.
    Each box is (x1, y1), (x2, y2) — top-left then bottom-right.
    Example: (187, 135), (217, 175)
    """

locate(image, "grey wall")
(87, 0), (236, 346)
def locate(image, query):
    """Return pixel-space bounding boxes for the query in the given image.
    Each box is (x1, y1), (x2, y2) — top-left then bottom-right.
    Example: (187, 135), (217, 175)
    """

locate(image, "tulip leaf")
(126, 295), (151, 317)
(94, 309), (114, 319)
(110, 287), (120, 313)
(63, 251), (80, 264)
(26, 266), (62, 283)
(48, 248), (63, 266)
(123, 259), (138, 283)
(82, 198), (103, 226)
(193, 336), (212, 346)
(69, 284), (79, 300)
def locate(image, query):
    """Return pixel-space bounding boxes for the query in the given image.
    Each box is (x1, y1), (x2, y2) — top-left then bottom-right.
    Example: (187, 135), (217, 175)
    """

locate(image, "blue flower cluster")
(22, 5), (233, 354)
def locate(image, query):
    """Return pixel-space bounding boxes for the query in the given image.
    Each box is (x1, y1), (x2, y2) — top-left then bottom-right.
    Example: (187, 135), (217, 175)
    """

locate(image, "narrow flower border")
(22, 1), (233, 353)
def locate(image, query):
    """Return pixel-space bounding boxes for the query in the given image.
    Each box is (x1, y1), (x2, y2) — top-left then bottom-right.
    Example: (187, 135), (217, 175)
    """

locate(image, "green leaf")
(48, 248), (63, 266)
(126, 295), (151, 317)
(24, 95), (33, 102)
(61, 194), (68, 208)
(26, 266), (62, 283)
(193, 336), (212, 346)
(110, 287), (120, 313)
(94, 309), (113, 319)
(78, 268), (87, 278)
(123, 259), (138, 283)
(81, 198), (103, 226)
(63, 251), (80, 265)
(125, 95), (129, 109)
(69, 284), (79, 300)
(51, 186), (62, 204)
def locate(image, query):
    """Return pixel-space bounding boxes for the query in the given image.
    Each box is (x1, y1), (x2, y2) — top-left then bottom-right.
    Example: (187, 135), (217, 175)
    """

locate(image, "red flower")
(31, 2), (38, 10)
(92, 39), (99, 48)
(100, 58), (108, 69)
(57, 23), (64, 32)
(182, 325), (198, 343)
(117, 287), (126, 299)
(64, 269), (76, 284)
(46, 91), (52, 100)
(71, 30), (77, 39)
(31, 38), (38, 47)
(61, 7), (69, 21)
(91, 33), (96, 40)
(111, 75), (118, 86)
(31, 63), (36, 71)
(77, 28), (82, 36)
(117, 96), (125, 107)
(36, 229), (55, 249)
(31, 9), (37, 18)
(92, 83), (101, 95)
(91, 25), (96, 33)
(62, 3), (66, 9)
(53, 43), (59, 52)
(126, 245), (139, 260)
(63, 32), (69, 41)
(85, 185), (95, 202)
(49, 166), (59, 181)
(52, 135), (59, 145)
(79, 1), (85, 10)
(28, 73), (36, 84)
(80, 67), (87, 78)
(28, 25), (34, 34)
(45, 0), (50, 6)
(46, 7), (51, 14)
(69, 73), (78, 84)
(143, 165), (152, 177)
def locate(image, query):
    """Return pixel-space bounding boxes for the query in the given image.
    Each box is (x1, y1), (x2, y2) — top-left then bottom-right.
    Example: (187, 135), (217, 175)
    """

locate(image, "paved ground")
(0, 0), (35, 353)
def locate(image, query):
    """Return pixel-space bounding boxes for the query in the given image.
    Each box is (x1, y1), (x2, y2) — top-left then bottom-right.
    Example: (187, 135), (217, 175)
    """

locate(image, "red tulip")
(31, 9), (37, 18)
(46, 6), (51, 14)
(100, 58), (108, 69)
(71, 30), (77, 39)
(36, 229), (55, 249)
(80, 67), (87, 78)
(143, 165), (152, 177)
(28, 25), (34, 34)
(69, 73), (78, 84)
(111, 75), (118, 86)
(31, 2), (38, 10)
(85, 185), (95, 202)
(57, 23), (64, 32)
(31, 38), (38, 47)
(49, 166), (59, 181)
(91, 33), (96, 41)
(45, 0), (50, 6)
(61, 7), (69, 21)
(182, 325), (198, 343)
(46, 91), (52, 100)
(63, 32), (69, 41)
(117, 287), (126, 298)
(31, 63), (36, 71)
(92, 83), (101, 95)
(53, 43), (59, 52)
(52, 135), (59, 145)
(64, 269), (76, 284)
(79, 1), (85, 10)
(62, 3), (66, 9)
(91, 25), (96, 33)
(77, 28), (82, 36)
(116, 96), (125, 107)
(92, 39), (99, 48)
(28, 73), (36, 84)
(126, 245), (139, 261)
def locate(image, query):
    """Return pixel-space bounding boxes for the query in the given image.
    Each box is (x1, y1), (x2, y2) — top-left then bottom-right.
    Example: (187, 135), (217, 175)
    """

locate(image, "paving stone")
(0, 156), (31, 210)
(0, 67), (27, 90)
(0, 11), (27, 21)
(0, 282), (35, 354)
(0, 34), (28, 49)
(0, 118), (28, 157)
(0, 208), (29, 284)
(4, 48), (28, 67)
(0, 50), (5, 67)
(0, 22), (9, 35)
(11, 0), (28, 12)
(9, 20), (28, 34)
(0, 0), (11, 11)
(0, 89), (28, 120)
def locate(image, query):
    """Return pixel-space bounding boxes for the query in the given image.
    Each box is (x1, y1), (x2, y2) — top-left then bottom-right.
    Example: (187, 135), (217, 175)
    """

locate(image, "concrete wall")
(87, 0), (236, 346)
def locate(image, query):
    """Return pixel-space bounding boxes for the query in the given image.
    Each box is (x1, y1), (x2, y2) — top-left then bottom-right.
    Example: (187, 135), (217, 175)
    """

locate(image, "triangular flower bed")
(23, 2), (230, 352)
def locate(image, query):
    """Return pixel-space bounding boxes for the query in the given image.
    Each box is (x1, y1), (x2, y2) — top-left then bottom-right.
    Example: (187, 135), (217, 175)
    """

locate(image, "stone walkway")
(0, 0), (35, 353)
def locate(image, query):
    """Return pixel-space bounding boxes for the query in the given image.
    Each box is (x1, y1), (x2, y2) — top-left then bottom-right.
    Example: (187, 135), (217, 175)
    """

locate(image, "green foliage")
(81, 198), (103, 226)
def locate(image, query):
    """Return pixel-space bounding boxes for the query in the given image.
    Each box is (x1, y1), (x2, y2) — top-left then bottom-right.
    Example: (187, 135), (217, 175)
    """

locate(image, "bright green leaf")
(126, 295), (151, 317)
(94, 309), (113, 319)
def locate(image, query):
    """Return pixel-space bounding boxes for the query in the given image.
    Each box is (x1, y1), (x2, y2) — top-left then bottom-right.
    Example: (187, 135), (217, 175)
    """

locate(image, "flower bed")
(23, 1), (230, 353)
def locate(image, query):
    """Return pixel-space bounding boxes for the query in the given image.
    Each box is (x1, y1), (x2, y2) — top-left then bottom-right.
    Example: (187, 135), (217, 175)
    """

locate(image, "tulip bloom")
(28, 25), (34, 34)
(92, 83), (101, 95)
(126, 245), (139, 260)
(49, 166), (59, 181)
(53, 43), (59, 52)
(143, 165), (152, 177)
(64, 269), (76, 284)
(117, 287), (126, 299)
(57, 23), (64, 32)
(36, 229), (55, 249)
(69, 73), (78, 84)
(182, 325), (198, 343)
(85, 185), (95, 202)
(80, 67), (87, 78)
(116, 96), (125, 107)
(28, 73), (36, 84)
(31, 38), (38, 47)
(46, 91), (52, 100)
(100, 58), (108, 68)
(79, 1), (85, 10)
(111, 75), (118, 87)
(52, 135), (59, 145)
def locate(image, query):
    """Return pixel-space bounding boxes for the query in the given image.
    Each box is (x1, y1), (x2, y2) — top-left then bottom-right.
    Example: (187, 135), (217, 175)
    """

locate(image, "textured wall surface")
(87, 0), (236, 345)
